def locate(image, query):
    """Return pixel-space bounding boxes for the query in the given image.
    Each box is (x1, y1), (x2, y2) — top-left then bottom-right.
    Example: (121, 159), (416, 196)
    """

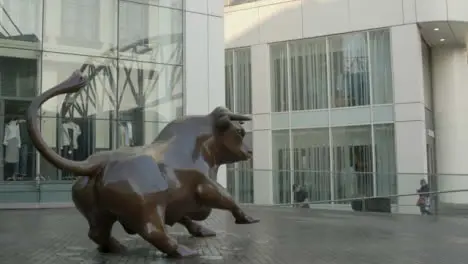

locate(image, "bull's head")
(210, 107), (252, 164)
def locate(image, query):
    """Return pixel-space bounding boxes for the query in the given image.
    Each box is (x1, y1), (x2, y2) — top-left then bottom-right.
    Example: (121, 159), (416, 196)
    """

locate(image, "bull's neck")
(201, 138), (221, 168)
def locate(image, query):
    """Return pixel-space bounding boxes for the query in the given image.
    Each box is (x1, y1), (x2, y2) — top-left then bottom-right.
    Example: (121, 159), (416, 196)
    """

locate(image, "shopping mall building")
(0, 1), (225, 208)
(224, 0), (468, 213)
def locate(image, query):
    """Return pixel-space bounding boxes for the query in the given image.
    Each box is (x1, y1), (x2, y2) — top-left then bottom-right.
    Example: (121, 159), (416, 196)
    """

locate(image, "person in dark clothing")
(416, 179), (432, 215)
(293, 184), (309, 208)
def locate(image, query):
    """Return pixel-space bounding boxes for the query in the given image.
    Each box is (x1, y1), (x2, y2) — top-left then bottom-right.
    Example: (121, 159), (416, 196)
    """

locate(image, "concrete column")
(184, 9), (226, 186)
(391, 24), (428, 214)
(432, 47), (468, 204)
(251, 44), (274, 204)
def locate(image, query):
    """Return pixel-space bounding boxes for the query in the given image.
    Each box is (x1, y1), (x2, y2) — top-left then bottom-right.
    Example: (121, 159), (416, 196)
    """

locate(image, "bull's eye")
(237, 128), (245, 137)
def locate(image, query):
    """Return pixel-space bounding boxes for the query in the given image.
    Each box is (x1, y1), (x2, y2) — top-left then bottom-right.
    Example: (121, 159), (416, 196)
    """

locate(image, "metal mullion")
(325, 36), (334, 204)
(367, 31), (377, 197)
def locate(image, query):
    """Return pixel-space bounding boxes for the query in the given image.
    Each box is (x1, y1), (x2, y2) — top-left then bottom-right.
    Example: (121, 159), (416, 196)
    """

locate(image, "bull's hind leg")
(138, 207), (198, 258)
(179, 207), (216, 237)
(88, 212), (126, 253)
(72, 182), (126, 253)
(179, 216), (216, 237)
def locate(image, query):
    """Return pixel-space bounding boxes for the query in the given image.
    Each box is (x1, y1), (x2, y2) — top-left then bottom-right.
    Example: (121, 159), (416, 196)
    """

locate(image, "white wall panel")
(185, 12), (209, 114)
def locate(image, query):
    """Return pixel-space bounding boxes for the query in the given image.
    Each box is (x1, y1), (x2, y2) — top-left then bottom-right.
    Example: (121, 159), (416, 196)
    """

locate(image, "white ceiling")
(419, 21), (468, 47)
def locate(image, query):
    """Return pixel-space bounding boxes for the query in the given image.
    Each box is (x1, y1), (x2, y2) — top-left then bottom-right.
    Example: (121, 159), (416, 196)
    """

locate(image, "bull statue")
(26, 71), (259, 258)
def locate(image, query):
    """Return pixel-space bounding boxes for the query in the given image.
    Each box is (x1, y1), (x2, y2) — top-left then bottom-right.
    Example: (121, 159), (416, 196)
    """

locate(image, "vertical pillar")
(251, 44), (274, 204)
(184, 7), (226, 186)
(391, 24), (428, 214)
(432, 47), (468, 204)
(208, 13), (227, 187)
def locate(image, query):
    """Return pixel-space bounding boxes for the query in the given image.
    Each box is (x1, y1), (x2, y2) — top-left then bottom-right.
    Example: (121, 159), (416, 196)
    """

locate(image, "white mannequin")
(3, 119), (21, 148)
(61, 120), (81, 150)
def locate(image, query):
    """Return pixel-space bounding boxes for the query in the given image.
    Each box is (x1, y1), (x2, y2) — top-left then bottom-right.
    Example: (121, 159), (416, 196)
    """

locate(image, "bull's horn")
(228, 113), (251, 121)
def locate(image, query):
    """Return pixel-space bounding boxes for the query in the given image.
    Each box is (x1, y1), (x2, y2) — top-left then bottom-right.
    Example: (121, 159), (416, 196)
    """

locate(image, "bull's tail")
(27, 71), (101, 176)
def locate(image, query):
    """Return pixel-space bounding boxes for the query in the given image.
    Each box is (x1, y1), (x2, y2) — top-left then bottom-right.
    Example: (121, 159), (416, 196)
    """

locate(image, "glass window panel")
(329, 32), (370, 108)
(225, 50), (234, 110)
(0, 50), (39, 98)
(233, 48), (252, 114)
(41, 52), (117, 120)
(270, 43), (289, 112)
(119, 2), (183, 65)
(236, 132), (253, 203)
(290, 38), (328, 110)
(43, 0), (118, 57)
(369, 30), (393, 104)
(272, 130), (291, 204)
(331, 125), (373, 202)
(0, 0), (42, 49)
(117, 59), (182, 125)
(373, 124), (396, 198)
(291, 128), (331, 202)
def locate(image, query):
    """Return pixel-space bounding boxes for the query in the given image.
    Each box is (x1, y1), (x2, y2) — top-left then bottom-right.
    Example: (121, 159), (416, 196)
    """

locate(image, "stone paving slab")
(1, 206), (468, 264)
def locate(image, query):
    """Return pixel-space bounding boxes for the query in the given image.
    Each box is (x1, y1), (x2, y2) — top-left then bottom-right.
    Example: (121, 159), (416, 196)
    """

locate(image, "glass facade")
(269, 29), (396, 205)
(0, 0), (183, 205)
(271, 29), (393, 112)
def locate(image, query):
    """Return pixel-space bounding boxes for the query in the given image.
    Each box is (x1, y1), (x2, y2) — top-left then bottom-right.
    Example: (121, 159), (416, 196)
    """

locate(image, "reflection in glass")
(119, 1), (183, 64)
(41, 52), (117, 119)
(291, 128), (331, 202)
(43, 0), (118, 57)
(270, 43), (289, 112)
(329, 32), (370, 108)
(272, 130), (291, 204)
(332, 125), (373, 202)
(0, 0), (42, 48)
(117, 59), (182, 124)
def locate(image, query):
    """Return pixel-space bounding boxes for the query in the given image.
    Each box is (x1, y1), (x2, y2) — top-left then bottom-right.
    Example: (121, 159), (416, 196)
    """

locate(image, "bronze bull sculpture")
(27, 71), (259, 258)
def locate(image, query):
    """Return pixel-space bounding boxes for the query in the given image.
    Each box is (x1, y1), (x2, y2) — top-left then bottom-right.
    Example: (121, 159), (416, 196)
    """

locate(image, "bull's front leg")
(195, 181), (259, 224)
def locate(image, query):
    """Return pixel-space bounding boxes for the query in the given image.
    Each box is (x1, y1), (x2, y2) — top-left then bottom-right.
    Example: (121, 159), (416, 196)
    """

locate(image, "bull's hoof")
(97, 239), (127, 254)
(189, 225), (217, 237)
(235, 215), (260, 224)
(167, 245), (199, 258)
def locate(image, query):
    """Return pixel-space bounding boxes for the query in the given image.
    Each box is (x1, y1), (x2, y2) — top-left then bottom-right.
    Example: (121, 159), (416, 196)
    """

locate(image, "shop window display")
(0, 53), (38, 182)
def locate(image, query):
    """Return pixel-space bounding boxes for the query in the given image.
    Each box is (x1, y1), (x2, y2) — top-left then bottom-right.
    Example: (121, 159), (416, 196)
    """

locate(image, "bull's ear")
(215, 115), (231, 132)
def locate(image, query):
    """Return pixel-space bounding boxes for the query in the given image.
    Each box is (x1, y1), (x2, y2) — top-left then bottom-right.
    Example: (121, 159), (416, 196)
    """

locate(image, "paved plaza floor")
(1, 206), (467, 264)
